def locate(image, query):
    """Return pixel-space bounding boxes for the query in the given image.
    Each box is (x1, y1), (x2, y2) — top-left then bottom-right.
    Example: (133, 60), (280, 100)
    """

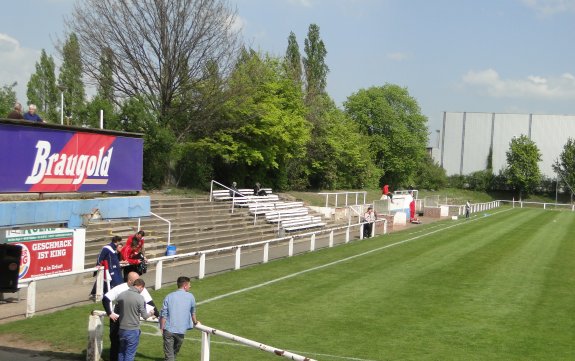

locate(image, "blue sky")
(1, 0), (574, 139)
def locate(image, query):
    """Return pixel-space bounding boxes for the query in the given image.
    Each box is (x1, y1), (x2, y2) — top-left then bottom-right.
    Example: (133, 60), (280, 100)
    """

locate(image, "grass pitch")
(1, 207), (574, 360)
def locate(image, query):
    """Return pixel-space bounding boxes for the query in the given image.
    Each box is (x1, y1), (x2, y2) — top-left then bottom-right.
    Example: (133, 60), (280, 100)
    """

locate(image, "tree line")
(6, 0), (571, 198)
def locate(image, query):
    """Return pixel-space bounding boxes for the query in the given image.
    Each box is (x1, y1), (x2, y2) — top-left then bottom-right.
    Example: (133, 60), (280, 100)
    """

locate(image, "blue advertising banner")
(0, 122), (143, 192)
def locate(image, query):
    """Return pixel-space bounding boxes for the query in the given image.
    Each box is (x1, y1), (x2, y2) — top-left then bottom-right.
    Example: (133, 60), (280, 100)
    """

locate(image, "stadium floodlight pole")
(57, 84), (66, 125)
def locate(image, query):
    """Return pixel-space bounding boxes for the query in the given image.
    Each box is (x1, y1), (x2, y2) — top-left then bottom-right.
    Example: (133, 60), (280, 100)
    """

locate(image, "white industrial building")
(431, 111), (575, 178)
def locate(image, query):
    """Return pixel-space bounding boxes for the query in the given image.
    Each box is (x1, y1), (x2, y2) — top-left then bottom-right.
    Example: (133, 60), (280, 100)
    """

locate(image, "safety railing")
(86, 311), (317, 361)
(196, 323), (317, 361)
(317, 191), (367, 208)
(17, 219), (386, 319)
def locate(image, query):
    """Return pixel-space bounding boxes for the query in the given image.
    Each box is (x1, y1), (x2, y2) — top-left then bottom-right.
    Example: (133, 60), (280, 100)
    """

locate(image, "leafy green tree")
(303, 24), (329, 106)
(194, 50), (310, 189)
(0, 82), (17, 116)
(552, 137), (575, 201)
(302, 95), (379, 190)
(118, 97), (174, 189)
(26, 49), (59, 122)
(284, 31), (303, 86)
(505, 135), (542, 198)
(344, 84), (429, 187)
(58, 33), (86, 124)
(414, 154), (448, 190)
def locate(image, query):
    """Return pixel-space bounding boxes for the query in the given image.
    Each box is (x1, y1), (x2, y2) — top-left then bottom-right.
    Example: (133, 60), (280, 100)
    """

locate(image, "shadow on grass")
(0, 345), (84, 360)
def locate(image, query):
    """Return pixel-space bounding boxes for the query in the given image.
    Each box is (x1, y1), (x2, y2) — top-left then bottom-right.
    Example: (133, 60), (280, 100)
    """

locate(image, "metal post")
(60, 91), (64, 125)
(154, 260), (163, 290)
(263, 242), (269, 263)
(234, 247), (241, 270)
(26, 281), (36, 318)
(199, 253), (206, 279)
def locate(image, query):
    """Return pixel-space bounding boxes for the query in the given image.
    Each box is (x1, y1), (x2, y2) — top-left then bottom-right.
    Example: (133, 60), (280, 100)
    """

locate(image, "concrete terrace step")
(82, 193), (343, 269)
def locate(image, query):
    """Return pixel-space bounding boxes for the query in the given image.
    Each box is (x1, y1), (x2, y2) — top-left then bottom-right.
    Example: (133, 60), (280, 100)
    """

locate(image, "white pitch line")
(198, 207), (512, 306)
(188, 207), (513, 361)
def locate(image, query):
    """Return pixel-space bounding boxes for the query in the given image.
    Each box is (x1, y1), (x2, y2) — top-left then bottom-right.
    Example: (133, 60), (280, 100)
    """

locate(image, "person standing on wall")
(23, 104), (45, 123)
(6, 102), (24, 119)
(160, 276), (199, 361)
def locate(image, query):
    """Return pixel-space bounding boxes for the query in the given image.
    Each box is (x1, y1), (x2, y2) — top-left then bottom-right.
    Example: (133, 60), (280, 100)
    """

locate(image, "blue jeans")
(118, 329), (140, 361)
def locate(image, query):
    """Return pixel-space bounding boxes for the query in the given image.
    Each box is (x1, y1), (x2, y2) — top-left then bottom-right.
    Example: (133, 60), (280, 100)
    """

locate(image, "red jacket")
(121, 241), (144, 265)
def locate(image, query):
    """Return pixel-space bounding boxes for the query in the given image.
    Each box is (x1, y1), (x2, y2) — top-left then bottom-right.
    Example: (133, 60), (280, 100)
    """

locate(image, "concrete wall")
(435, 111), (575, 178)
(0, 196), (150, 228)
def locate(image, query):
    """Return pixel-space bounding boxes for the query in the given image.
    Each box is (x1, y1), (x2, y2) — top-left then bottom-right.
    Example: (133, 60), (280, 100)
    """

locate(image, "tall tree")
(344, 84), (429, 187)
(552, 137), (575, 201)
(284, 31), (302, 86)
(96, 47), (115, 104)
(66, 0), (242, 131)
(505, 135), (542, 198)
(58, 33), (86, 125)
(194, 50), (310, 189)
(26, 49), (59, 122)
(303, 24), (329, 106)
(0, 82), (17, 116)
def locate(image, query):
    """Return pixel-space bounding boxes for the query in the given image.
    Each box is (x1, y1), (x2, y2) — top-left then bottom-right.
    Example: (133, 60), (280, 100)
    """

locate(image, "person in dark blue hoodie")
(90, 235), (124, 297)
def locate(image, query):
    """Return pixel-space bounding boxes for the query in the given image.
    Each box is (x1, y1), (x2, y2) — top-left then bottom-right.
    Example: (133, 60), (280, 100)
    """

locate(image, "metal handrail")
(150, 211), (172, 246)
(317, 191), (367, 208)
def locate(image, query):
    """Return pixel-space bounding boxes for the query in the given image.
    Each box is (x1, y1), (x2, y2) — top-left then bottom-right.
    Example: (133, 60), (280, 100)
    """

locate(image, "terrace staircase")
(83, 193), (347, 268)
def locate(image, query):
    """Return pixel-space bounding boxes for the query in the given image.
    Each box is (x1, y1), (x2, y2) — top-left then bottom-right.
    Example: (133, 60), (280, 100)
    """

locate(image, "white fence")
(16, 219), (387, 318)
(442, 201), (502, 216)
(317, 191), (367, 208)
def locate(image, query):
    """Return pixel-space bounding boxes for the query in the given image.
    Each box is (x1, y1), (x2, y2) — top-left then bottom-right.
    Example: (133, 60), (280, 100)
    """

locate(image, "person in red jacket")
(121, 231), (146, 281)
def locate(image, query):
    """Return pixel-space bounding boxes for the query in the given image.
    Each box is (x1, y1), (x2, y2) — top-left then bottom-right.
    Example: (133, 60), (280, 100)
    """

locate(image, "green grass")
(1, 207), (574, 360)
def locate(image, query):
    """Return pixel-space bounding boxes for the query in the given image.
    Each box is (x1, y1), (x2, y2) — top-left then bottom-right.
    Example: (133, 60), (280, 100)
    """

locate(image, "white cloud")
(521, 0), (575, 15)
(387, 52), (408, 61)
(288, 0), (314, 7)
(0, 33), (40, 102)
(462, 68), (575, 100)
(230, 14), (246, 34)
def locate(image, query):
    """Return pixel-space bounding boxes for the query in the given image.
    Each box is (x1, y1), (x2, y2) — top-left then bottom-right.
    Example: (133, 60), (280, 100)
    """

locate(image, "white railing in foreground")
(317, 191), (367, 208)
(195, 323), (317, 361)
(86, 311), (316, 361)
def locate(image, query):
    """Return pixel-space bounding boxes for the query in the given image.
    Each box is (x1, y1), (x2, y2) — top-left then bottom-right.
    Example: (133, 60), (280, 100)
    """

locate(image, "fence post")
(87, 311), (106, 361)
(154, 260), (163, 290)
(288, 237), (294, 257)
(310, 234), (316, 251)
(360, 224), (364, 240)
(95, 267), (104, 301)
(263, 242), (269, 263)
(201, 329), (211, 361)
(26, 280), (36, 318)
(199, 253), (206, 279)
(234, 247), (241, 270)
(329, 230), (334, 247)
